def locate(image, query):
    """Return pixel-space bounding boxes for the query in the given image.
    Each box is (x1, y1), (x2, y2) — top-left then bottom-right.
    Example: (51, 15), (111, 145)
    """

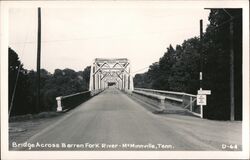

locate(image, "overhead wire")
(131, 13), (241, 76)
(132, 66), (149, 74)
(205, 11), (241, 31)
(9, 26), (203, 45)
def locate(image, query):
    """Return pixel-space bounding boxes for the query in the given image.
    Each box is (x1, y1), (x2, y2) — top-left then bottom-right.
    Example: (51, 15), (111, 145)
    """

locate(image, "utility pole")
(199, 19), (204, 118)
(222, 9), (235, 121)
(200, 19), (203, 90)
(229, 18), (235, 121)
(36, 7), (41, 113)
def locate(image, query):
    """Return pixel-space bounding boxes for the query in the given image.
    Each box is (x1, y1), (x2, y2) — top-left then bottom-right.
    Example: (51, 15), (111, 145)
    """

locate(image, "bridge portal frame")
(89, 58), (134, 93)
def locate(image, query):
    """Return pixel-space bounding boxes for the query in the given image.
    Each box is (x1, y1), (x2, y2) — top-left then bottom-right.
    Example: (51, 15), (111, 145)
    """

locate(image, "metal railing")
(56, 91), (91, 112)
(134, 88), (201, 118)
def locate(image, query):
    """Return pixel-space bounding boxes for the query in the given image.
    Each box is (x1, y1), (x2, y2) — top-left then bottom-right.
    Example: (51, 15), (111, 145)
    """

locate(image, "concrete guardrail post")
(159, 97), (165, 111)
(190, 96), (193, 112)
(56, 97), (62, 112)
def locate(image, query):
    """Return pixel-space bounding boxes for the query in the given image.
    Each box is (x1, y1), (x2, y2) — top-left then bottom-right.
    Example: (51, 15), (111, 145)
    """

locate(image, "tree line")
(133, 9), (242, 120)
(9, 47), (90, 116)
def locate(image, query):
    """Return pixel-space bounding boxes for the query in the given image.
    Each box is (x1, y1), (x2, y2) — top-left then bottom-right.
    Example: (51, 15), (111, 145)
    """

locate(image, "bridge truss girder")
(89, 58), (134, 92)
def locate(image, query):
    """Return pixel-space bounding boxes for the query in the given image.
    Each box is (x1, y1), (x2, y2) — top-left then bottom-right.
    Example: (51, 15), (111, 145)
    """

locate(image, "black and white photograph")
(1, 0), (249, 159)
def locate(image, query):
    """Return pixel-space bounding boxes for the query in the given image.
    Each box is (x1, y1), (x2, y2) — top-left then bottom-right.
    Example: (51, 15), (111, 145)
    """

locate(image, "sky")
(9, 3), (210, 75)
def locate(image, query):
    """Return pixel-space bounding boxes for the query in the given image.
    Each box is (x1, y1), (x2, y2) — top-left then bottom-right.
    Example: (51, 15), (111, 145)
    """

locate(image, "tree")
(133, 73), (151, 88)
(82, 66), (91, 90)
(9, 47), (34, 115)
(202, 9), (242, 120)
(9, 47), (93, 115)
(133, 9), (242, 120)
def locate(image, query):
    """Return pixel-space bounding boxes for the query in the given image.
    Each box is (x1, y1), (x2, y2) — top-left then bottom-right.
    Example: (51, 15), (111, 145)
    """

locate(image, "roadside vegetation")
(8, 47), (90, 116)
(133, 9), (242, 120)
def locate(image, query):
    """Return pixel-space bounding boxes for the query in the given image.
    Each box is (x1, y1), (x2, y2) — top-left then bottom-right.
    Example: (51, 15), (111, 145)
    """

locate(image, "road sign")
(198, 90), (211, 95)
(197, 94), (207, 105)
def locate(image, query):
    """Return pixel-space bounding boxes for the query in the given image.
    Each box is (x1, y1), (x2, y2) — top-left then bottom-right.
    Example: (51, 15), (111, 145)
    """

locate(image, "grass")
(9, 111), (62, 122)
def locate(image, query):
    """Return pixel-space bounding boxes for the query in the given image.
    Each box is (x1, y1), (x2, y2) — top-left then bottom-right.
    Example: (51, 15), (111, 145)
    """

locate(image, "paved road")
(15, 88), (241, 151)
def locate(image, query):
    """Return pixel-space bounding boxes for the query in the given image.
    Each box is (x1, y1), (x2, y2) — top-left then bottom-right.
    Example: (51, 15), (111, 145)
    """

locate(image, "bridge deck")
(16, 88), (241, 151)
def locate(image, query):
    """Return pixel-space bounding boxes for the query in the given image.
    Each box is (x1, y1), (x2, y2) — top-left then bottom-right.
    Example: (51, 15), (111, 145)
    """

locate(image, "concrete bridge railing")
(56, 91), (91, 112)
(134, 88), (201, 118)
(132, 90), (166, 111)
(56, 89), (104, 112)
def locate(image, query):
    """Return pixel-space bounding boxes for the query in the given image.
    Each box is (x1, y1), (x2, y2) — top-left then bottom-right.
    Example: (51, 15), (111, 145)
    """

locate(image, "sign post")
(201, 105), (203, 119)
(197, 88), (211, 118)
